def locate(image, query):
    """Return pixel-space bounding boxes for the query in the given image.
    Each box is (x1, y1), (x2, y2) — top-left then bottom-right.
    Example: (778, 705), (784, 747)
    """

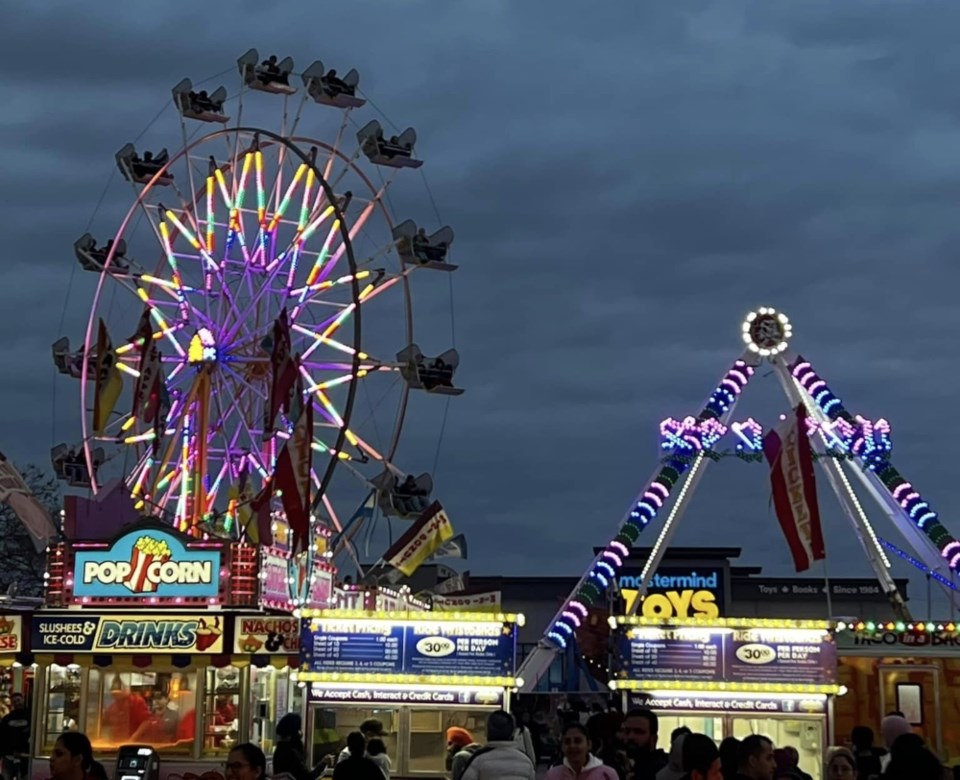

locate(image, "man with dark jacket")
(621, 708), (668, 780)
(734, 735), (775, 780)
(332, 732), (385, 780)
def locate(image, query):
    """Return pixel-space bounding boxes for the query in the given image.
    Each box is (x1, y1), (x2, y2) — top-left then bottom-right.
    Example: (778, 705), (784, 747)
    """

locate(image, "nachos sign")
(73, 527), (222, 601)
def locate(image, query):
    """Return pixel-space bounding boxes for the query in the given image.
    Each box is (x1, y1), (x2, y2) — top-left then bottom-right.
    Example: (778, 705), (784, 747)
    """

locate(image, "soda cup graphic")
(196, 617), (222, 651)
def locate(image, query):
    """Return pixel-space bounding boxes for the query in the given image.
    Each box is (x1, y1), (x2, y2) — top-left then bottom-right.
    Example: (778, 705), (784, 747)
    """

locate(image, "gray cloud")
(3, 0), (960, 611)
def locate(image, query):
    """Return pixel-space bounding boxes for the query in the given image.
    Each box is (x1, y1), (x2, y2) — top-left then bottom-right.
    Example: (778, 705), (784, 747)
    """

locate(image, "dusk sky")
(4, 1), (960, 610)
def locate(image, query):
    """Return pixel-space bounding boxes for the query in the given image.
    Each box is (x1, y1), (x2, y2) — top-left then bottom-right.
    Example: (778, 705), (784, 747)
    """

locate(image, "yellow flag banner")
(384, 501), (454, 577)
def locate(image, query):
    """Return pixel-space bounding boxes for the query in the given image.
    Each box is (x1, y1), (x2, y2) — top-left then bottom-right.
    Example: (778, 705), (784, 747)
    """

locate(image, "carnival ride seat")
(73, 233), (132, 274)
(238, 49), (296, 94)
(302, 61), (365, 108)
(172, 78), (230, 123)
(372, 470), (434, 518)
(396, 344), (464, 395)
(116, 143), (173, 185)
(357, 121), (422, 169)
(51, 337), (89, 379)
(393, 219), (457, 270)
(51, 443), (103, 487)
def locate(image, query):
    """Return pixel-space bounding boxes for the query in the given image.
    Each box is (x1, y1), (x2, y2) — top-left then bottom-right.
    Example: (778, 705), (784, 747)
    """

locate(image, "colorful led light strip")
(545, 359), (756, 648)
(877, 536), (957, 591)
(791, 357), (960, 569)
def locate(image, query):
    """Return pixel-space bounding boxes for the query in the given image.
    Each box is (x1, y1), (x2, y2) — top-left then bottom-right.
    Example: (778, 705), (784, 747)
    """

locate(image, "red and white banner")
(763, 405), (825, 572)
(274, 390), (313, 553)
(384, 501), (454, 577)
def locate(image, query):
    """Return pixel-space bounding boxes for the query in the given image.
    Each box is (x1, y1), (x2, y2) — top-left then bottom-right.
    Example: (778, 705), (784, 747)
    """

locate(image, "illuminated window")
(201, 667), (241, 756)
(249, 667), (302, 753)
(85, 670), (197, 755)
(41, 665), (82, 752)
(408, 708), (488, 773)
(310, 707), (399, 767)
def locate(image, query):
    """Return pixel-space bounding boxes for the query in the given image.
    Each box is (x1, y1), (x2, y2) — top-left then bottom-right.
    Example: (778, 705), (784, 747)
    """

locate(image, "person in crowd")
(48, 733), (94, 780)
(87, 762), (108, 780)
(225, 743), (266, 780)
(735, 735), (776, 780)
(772, 748), (803, 780)
(273, 713), (324, 780)
(336, 719), (385, 764)
(782, 747), (811, 780)
(620, 708), (668, 780)
(461, 710), (534, 780)
(447, 727), (480, 780)
(825, 748), (856, 780)
(878, 716), (912, 773)
(332, 732), (384, 780)
(590, 712), (627, 780)
(657, 733), (687, 780)
(0, 692), (30, 780)
(102, 678), (148, 743)
(672, 728), (693, 745)
(719, 738), (741, 780)
(680, 734), (723, 780)
(545, 722), (618, 780)
(512, 707), (536, 765)
(849, 728), (883, 780)
(365, 738), (392, 780)
(881, 745), (943, 779)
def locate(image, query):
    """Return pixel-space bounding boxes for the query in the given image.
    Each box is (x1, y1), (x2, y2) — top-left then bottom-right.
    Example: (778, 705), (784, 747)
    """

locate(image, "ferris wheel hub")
(188, 328), (219, 364)
(742, 307), (792, 357)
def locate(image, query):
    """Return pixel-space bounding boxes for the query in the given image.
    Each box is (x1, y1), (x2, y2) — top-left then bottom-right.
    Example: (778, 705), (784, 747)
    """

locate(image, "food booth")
(609, 616), (839, 780)
(834, 619), (960, 765)
(299, 608), (523, 777)
(31, 523), (333, 780)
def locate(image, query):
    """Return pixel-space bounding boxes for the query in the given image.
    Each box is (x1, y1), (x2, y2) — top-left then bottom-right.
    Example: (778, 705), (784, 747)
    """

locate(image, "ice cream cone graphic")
(196, 616), (222, 652)
(123, 536), (172, 593)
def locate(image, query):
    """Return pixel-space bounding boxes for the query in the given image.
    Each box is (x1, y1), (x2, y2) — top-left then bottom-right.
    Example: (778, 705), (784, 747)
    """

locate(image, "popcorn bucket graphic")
(123, 536), (172, 593)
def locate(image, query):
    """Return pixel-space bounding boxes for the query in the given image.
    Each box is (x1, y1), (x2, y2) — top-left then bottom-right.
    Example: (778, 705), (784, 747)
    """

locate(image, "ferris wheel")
(51, 48), (462, 552)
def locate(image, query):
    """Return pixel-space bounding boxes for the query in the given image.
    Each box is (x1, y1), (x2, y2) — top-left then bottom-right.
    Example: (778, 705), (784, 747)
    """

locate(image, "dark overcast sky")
(4, 1), (960, 611)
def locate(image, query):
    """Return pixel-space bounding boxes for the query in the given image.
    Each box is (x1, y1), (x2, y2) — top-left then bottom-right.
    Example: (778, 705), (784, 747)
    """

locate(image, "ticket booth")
(609, 617), (838, 780)
(299, 609), (523, 777)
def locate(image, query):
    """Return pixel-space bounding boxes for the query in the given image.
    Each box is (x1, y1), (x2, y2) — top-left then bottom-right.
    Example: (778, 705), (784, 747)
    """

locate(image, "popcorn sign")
(73, 526), (222, 601)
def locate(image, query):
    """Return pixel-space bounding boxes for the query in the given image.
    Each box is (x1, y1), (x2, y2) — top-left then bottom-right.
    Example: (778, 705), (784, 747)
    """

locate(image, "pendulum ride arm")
(778, 353), (960, 605)
(771, 356), (911, 620)
(517, 353), (759, 691)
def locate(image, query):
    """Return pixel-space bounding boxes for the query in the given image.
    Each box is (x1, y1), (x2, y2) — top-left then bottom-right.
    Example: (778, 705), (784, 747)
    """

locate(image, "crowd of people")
(24, 698), (960, 780)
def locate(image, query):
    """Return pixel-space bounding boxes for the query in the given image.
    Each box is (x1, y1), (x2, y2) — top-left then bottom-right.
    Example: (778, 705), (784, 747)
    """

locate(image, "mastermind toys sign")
(72, 526), (223, 602)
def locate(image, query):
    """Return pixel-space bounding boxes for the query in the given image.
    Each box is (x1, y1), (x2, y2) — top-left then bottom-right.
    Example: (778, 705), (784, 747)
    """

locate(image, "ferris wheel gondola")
(51, 49), (461, 573)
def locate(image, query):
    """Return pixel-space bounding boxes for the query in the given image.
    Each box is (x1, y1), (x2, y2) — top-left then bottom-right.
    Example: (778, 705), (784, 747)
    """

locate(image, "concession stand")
(299, 608), (523, 777)
(30, 522), (333, 780)
(609, 616), (839, 780)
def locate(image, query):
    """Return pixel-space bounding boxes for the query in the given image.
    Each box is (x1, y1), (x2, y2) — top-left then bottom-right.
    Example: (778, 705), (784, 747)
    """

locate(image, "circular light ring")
(741, 306), (792, 356)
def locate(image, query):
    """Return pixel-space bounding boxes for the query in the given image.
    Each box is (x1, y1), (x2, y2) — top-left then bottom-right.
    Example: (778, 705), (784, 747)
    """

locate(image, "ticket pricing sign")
(618, 627), (836, 686)
(300, 618), (517, 679)
(73, 527), (222, 600)
(32, 614), (225, 654)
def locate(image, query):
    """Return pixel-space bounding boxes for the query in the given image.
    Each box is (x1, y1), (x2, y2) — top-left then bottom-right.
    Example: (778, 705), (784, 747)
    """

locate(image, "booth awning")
(34, 653), (299, 670)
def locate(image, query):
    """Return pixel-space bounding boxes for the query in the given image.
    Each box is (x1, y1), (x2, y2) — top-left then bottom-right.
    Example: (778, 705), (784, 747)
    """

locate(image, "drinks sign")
(31, 614), (225, 653)
(73, 526), (222, 601)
